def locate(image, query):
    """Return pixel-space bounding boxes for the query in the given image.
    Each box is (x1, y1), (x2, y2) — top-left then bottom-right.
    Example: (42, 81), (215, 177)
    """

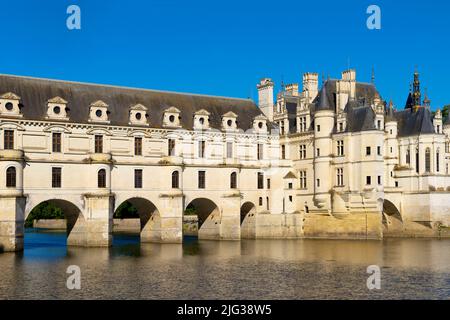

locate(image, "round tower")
(313, 85), (335, 210)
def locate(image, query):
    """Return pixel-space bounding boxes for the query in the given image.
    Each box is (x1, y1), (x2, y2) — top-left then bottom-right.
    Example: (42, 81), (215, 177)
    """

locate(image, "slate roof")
(393, 107), (436, 137)
(0, 74), (264, 131)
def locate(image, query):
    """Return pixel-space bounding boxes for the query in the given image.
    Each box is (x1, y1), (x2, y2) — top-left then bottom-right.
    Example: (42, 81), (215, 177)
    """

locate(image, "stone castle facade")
(0, 69), (449, 252)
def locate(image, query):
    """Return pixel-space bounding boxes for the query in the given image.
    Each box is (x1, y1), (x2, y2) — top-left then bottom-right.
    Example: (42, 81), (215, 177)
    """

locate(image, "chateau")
(0, 69), (449, 252)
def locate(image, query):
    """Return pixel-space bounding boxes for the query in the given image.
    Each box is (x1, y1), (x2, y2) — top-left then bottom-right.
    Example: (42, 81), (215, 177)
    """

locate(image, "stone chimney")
(257, 78), (274, 121)
(285, 83), (299, 96)
(302, 73), (318, 103)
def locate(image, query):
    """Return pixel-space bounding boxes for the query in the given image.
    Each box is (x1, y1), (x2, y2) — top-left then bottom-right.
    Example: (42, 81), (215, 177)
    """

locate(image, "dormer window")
(46, 96), (69, 121)
(0, 92), (22, 118)
(89, 100), (110, 124)
(194, 109), (210, 130)
(129, 104), (149, 126)
(253, 114), (268, 133)
(222, 111), (238, 131)
(163, 106), (181, 128)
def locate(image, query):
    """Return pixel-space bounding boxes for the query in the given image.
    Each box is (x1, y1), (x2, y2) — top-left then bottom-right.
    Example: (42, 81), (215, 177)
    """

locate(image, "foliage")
(114, 201), (139, 219)
(443, 105), (449, 120)
(184, 204), (197, 216)
(25, 202), (64, 227)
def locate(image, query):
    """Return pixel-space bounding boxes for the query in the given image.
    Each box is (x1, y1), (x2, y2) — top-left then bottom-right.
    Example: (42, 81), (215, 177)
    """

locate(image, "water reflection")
(0, 229), (448, 299)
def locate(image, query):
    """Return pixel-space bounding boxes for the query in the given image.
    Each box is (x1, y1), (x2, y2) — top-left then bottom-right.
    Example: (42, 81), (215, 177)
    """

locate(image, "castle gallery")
(0, 69), (449, 252)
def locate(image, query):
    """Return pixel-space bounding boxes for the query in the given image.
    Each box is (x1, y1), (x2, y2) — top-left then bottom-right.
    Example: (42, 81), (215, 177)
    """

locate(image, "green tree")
(114, 201), (139, 219)
(442, 105), (449, 121)
(25, 202), (64, 227)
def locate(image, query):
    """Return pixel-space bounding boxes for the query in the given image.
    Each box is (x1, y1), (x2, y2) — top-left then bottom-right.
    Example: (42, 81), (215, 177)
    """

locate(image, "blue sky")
(1, 0), (449, 109)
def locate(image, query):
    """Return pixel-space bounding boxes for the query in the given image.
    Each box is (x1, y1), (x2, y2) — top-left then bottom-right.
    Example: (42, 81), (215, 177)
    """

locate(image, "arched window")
(230, 172), (237, 189)
(172, 171), (179, 189)
(425, 148), (431, 173)
(6, 167), (16, 188)
(98, 169), (106, 188)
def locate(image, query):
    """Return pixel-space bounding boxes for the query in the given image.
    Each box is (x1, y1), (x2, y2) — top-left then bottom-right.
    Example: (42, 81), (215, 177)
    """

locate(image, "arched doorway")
(185, 198), (220, 240)
(25, 199), (86, 247)
(240, 202), (257, 239)
(114, 197), (160, 243)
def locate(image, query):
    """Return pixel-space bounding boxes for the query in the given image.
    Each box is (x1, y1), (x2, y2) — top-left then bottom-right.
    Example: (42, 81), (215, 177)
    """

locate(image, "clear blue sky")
(1, 0), (449, 109)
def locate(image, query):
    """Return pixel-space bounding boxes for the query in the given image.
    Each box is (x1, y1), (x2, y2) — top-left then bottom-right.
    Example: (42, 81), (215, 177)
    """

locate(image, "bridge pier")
(69, 194), (114, 247)
(0, 195), (25, 252)
(140, 193), (183, 243)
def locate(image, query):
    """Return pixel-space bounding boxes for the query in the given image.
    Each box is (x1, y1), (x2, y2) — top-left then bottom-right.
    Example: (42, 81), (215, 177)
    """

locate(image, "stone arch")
(240, 201), (256, 224)
(185, 198), (220, 240)
(240, 201), (257, 239)
(25, 198), (86, 246)
(114, 197), (160, 242)
(382, 199), (403, 233)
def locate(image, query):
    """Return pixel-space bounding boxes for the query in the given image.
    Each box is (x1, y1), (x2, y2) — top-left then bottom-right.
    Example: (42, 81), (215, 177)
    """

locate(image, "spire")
(316, 85), (332, 110)
(386, 99), (396, 122)
(412, 68), (421, 107)
(371, 66), (375, 84)
(423, 88), (430, 107)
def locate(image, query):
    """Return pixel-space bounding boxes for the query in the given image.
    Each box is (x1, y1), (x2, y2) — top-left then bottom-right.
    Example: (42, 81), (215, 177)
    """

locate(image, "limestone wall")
(303, 212), (383, 240)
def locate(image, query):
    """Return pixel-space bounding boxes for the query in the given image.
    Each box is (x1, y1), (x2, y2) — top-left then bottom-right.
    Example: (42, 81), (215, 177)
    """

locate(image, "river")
(0, 229), (449, 299)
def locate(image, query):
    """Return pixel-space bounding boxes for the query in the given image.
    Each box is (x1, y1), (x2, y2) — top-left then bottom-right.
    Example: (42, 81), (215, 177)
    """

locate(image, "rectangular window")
(198, 171), (205, 189)
(288, 182), (293, 189)
(266, 197), (270, 210)
(366, 146), (371, 156)
(4, 130), (14, 150)
(377, 146), (381, 156)
(289, 195), (293, 202)
(317, 179), (320, 187)
(299, 144), (306, 159)
(257, 172), (264, 189)
(317, 125), (321, 132)
(339, 122), (343, 132)
(377, 120), (381, 129)
(52, 133), (62, 153)
(259, 197), (263, 206)
(52, 167), (62, 188)
(366, 176), (372, 185)
(395, 181), (399, 187)
(257, 144), (263, 160)
(299, 171), (307, 189)
(168, 139), (176, 156)
(337, 140), (344, 156)
(95, 135), (103, 153)
(316, 148), (320, 157)
(281, 145), (286, 159)
(267, 178), (271, 189)
(135, 137), (142, 156)
(198, 141), (205, 158)
(378, 175), (382, 185)
(134, 169), (143, 188)
(226, 142), (233, 158)
(336, 168), (344, 186)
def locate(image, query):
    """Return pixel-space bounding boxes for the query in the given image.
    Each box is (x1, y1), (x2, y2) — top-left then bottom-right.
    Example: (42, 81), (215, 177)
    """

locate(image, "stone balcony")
(88, 153), (113, 164)
(0, 149), (24, 161)
(159, 156), (183, 166)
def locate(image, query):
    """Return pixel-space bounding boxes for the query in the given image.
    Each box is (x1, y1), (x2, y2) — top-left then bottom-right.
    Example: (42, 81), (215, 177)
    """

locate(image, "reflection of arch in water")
(241, 201), (257, 239)
(185, 198), (220, 240)
(114, 197), (160, 242)
(26, 199), (86, 246)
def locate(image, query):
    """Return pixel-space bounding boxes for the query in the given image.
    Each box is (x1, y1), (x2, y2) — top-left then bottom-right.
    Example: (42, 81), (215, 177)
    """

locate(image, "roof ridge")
(0, 73), (253, 102)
